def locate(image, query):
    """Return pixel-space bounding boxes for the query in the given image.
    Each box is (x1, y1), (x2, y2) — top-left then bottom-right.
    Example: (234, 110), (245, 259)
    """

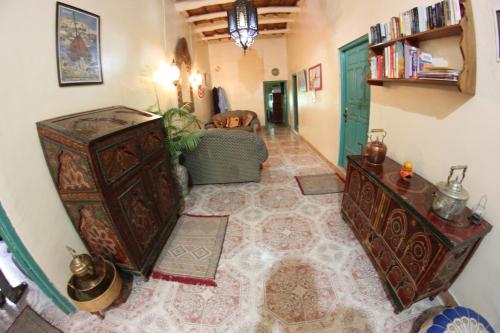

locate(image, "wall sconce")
(153, 59), (180, 88)
(189, 71), (203, 89)
(189, 71), (206, 98)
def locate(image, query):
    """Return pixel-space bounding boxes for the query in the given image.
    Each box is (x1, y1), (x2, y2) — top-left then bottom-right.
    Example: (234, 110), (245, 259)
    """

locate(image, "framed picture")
(496, 7), (500, 62)
(298, 69), (308, 92)
(56, 2), (103, 86)
(309, 64), (322, 91)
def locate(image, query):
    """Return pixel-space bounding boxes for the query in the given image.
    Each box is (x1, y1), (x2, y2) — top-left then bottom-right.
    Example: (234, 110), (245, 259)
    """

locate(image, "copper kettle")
(362, 129), (387, 165)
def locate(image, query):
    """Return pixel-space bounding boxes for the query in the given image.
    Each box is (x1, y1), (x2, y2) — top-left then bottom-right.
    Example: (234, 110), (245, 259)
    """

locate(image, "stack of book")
(369, 0), (462, 45)
(370, 42), (416, 79)
(369, 43), (461, 81)
(417, 67), (461, 81)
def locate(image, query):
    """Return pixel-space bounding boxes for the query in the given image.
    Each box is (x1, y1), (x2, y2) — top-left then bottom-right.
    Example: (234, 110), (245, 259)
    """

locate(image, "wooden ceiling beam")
(194, 17), (294, 33)
(202, 28), (289, 41)
(175, 0), (234, 12)
(186, 6), (301, 23)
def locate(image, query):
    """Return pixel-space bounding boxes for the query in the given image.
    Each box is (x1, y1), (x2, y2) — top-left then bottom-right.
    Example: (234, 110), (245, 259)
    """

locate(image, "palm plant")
(147, 102), (202, 158)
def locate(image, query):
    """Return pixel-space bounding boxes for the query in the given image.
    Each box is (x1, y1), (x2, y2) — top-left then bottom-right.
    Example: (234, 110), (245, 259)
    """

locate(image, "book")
(396, 42), (405, 78)
(418, 6), (428, 32)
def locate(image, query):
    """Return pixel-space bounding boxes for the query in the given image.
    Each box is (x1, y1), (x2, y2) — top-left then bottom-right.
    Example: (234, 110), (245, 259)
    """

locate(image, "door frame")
(0, 202), (76, 314)
(338, 34), (370, 168)
(262, 80), (289, 127)
(291, 74), (299, 133)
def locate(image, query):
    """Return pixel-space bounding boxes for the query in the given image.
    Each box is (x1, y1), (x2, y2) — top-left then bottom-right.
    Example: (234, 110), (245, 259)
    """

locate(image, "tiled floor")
(0, 128), (439, 332)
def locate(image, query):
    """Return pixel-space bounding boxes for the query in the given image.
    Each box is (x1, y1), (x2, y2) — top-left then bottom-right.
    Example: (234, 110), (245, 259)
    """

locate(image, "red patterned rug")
(152, 214), (228, 287)
(295, 173), (345, 195)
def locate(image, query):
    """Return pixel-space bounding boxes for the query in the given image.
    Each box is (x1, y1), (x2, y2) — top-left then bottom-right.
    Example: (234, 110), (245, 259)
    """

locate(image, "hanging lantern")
(227, 0), (259, 53)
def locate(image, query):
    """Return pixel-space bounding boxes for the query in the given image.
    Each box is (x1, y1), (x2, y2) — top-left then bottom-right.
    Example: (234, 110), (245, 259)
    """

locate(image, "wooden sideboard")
(341, 155), (492, 312)
(37, 106), (180, 277)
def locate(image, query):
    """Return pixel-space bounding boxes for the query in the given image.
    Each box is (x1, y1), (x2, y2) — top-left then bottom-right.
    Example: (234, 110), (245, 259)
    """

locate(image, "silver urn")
(432, 165), (470, 221)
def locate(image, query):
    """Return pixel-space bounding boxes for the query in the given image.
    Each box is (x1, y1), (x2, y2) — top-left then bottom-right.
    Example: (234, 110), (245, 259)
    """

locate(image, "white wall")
(164, 0), (213, 124)
(208, 37), (289, 122)
(287, 0), (500, 329)
(0, 0), (211, 299)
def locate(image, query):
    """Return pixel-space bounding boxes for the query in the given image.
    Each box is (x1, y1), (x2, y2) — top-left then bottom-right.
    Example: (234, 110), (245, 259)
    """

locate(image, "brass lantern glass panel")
(227, 0), (259, 51)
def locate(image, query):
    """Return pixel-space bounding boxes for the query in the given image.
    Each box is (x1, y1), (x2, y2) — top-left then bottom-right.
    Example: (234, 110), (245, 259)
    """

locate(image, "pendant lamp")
(227, 0), (259, 53)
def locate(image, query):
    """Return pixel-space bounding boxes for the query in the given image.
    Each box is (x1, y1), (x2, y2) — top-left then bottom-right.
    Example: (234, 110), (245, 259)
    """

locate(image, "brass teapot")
(362, 129), (388, 165)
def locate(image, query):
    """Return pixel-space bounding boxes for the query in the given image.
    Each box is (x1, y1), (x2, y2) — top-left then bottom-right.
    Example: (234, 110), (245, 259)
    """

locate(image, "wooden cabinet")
(37, 106), (180, 277)
(342, 155), (492, 311)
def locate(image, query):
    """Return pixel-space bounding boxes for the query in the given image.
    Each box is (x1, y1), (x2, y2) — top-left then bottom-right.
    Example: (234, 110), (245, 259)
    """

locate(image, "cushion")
(213, 118), (223, 128)
(227, 116), (240, 128)
(242, 114), (253, 127)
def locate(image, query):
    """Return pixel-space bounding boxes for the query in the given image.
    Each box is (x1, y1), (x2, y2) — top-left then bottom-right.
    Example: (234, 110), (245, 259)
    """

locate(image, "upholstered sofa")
(204, 110), (260, 133)
(182, 129), (268, 185)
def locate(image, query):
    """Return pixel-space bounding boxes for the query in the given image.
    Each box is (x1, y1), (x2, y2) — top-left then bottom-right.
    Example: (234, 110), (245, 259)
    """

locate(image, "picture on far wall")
(496, 7), (500, 62)
(298, 69), (308, 92)
(309, 64), (322, 91)
(56, 2), (103, 86)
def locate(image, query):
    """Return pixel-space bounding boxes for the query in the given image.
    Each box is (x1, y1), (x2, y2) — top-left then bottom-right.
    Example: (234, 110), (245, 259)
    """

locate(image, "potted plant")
(147, 101), (202, 196)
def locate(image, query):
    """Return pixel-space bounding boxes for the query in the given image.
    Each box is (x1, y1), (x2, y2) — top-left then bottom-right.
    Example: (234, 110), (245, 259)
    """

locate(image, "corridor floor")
(0, 128), (438, 333)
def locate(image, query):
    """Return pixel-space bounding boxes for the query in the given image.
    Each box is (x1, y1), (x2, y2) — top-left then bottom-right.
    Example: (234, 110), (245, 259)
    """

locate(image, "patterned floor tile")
(1, 128), (440, 333)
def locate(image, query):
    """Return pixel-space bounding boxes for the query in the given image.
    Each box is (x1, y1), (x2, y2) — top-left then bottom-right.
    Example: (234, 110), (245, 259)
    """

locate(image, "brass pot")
(68, 257), (110, 299)
(363, 129), (387, 165)
(67, 259), (121, 313)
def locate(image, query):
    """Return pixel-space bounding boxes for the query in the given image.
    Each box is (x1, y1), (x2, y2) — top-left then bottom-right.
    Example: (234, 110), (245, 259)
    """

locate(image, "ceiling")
(175, 0), (301, 41)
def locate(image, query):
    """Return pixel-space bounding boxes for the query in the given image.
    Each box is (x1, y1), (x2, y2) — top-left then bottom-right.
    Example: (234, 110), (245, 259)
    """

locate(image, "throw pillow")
(227, 116), (240, 128)
(213, 118), (223, 128)
(242, 114), (253, 127)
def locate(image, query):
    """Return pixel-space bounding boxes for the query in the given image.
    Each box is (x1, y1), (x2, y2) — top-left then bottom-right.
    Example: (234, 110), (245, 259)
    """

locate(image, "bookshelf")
(367, 0), (476, 95)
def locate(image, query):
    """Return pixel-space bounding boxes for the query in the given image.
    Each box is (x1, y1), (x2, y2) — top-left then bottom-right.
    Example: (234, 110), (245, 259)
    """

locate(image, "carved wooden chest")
(342, 155), (492, 311)
(37, 106), (180, 277)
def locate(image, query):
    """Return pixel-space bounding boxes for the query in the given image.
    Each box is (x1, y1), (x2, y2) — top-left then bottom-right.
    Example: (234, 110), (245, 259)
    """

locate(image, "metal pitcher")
(432, 165), (470, 221)
(362, 129), (388, 165)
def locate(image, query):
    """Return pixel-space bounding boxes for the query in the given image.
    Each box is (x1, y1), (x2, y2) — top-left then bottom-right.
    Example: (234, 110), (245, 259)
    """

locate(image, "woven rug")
(152, 214), (228, 287)
(7, 306), (62, 333)
(295, 173), (345, 195)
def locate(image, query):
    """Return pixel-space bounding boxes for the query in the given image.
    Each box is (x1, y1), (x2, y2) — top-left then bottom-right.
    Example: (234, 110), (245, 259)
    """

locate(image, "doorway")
(338, 35), (371, 168)
(291, 74), (299, 132)
(263, 81), (288, 128)
(0, 203), (75, 313)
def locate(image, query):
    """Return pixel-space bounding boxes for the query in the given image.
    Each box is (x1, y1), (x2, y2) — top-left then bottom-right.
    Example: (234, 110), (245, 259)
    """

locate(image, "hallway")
(1, 128), (438, 332)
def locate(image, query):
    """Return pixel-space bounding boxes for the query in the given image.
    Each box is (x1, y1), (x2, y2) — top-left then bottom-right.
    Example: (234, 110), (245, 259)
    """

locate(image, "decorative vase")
(173, 155), (189, 197)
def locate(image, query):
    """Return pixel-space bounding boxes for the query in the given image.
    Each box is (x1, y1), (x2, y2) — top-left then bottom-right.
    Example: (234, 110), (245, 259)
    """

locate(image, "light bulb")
(189, 71), (203, 88)
(152, 59), (180, 88)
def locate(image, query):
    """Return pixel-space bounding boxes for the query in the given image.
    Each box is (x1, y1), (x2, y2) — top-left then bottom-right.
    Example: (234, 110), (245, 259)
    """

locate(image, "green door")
(339, 36), (371, 168)
(263, 81), (288, 128)
(292, 74), (299, 132)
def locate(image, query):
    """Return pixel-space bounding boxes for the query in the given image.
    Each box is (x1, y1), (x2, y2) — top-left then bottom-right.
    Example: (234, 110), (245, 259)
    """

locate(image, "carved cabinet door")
(113, 173), (162, 264)
(144, 157), (179, 229)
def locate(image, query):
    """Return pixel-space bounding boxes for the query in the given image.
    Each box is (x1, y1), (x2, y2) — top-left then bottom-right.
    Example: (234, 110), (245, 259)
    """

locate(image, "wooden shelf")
(368, 78), (459, 87)
(369, 24), (462, 51)
(367, 0), (476, 95)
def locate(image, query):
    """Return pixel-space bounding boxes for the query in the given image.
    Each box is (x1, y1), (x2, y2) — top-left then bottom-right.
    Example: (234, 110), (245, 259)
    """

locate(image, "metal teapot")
(362, 129), (388, 165)
(432, 165), (470, 221)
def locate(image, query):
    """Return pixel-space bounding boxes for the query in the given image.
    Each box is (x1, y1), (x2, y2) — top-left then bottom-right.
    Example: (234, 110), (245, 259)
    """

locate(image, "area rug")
(295, 173), (345, 195)
(152, 214), (228, 287)
(7, 306), (62, 333)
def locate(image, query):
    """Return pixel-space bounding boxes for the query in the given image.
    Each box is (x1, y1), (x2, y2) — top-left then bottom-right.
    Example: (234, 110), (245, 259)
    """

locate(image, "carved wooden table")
(341, 155), (492, 312)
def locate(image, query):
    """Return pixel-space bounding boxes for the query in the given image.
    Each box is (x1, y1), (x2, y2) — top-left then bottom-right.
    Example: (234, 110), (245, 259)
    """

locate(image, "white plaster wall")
(287, 0), (500, 329)
(0, 0), (211, 298)
(208, 37), (289, 123)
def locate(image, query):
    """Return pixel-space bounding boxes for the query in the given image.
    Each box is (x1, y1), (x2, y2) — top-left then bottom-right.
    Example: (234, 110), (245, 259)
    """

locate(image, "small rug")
(295, 173), (345, 195)
(7, 306), (62, 333)
(152, 214), (228, 287)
